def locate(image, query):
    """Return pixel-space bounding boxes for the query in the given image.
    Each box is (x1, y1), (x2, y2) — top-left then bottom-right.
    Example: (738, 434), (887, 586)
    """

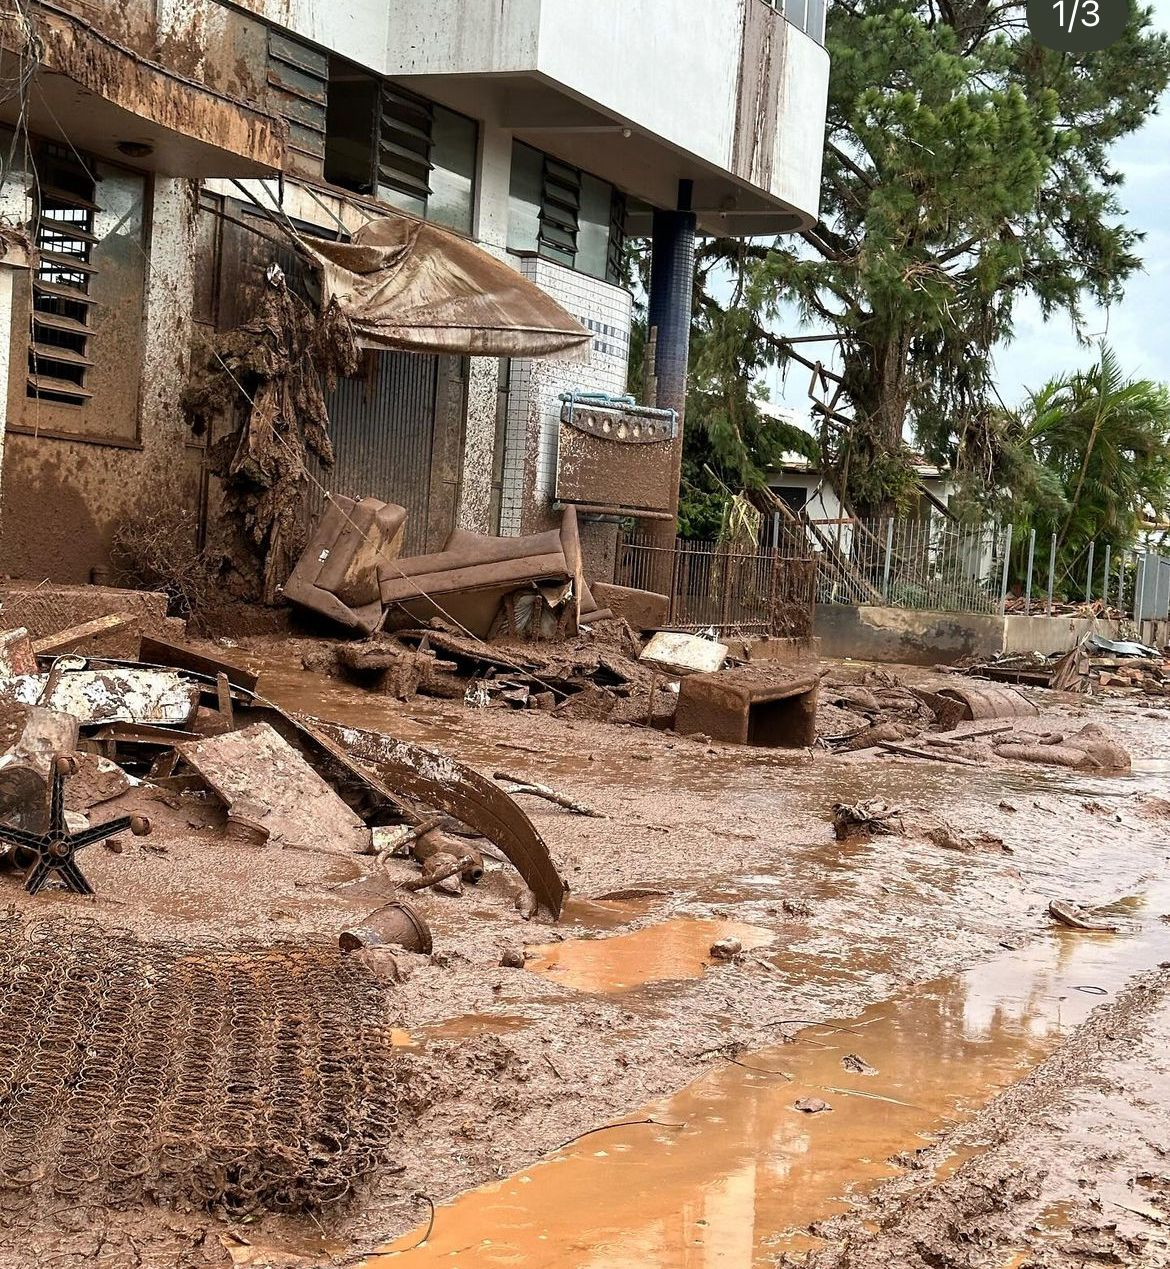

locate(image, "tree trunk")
(837, 327), (914, 520)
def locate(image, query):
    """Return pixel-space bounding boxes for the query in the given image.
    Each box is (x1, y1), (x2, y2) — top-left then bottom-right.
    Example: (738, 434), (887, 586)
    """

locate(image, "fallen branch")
(877, 742), (982, 766)
(493, 772), (605, 818)
(399, 855), (474, 893)
(821, 1084), (916, 1108)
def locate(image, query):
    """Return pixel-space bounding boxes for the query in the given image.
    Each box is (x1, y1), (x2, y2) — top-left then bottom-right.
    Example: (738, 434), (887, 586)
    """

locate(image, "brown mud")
(1, 645), (1167, 1268)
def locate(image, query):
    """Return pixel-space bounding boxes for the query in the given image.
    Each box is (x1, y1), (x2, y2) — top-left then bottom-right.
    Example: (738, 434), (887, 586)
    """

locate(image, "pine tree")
(695, 0), (1170, 519)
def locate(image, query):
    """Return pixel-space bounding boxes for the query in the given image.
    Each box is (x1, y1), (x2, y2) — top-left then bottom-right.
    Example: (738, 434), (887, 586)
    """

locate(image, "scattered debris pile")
(816, 665), (1131, 773)
(959, 634), (1170, 697)
(0, 609), (567, 918)
(0, 914), (401, 1219)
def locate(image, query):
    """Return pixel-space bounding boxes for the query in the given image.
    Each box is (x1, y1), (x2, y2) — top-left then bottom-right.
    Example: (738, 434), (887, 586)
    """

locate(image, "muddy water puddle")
(392, 1015), (532, 1049)
(525, 917), (775, 993)
(368, 887), (1170, 1267)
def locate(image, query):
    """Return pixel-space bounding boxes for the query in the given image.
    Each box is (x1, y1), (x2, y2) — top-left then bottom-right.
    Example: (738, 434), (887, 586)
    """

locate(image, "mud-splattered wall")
(0, 178), (200, 583)
(498, 257), (632, 540)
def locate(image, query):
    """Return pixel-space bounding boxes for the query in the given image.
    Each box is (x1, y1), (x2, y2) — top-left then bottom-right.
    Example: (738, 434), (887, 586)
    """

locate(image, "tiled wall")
(498, 256), (633, 536)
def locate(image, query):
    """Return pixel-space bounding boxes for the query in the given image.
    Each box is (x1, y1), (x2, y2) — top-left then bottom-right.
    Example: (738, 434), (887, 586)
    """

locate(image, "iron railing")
(617, 534), (816, 638)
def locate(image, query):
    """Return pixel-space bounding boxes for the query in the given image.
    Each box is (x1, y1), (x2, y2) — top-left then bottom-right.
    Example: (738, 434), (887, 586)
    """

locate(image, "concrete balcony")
(382, 0), (829, 234)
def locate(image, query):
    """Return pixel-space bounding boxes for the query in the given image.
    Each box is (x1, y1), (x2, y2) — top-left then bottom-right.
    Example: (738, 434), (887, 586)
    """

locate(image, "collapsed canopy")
(299, 213), (593, 359)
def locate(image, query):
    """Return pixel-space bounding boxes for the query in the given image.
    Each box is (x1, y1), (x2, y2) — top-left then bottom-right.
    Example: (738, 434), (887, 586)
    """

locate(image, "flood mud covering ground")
(0, 633), (1168, 1269)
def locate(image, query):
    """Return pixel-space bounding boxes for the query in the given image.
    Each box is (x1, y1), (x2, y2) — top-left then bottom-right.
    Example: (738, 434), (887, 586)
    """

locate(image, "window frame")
(5, 137), (151, 449)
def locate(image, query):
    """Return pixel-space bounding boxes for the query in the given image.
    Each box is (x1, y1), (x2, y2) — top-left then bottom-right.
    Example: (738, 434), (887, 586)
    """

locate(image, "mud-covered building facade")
(0, 0), (828, 590)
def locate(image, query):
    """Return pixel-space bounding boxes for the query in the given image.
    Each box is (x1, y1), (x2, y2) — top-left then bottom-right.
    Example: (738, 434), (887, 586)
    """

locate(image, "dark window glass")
(324, 58), (379, 195)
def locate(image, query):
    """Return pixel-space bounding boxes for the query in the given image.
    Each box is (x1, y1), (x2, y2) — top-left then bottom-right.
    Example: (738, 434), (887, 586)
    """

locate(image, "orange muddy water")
(365, 887), (1170, 1268)
(525, 916), (776, 993)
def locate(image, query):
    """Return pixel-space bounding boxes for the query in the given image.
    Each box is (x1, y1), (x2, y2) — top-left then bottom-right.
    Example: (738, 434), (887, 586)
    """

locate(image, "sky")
(762, 0), (1170, 417)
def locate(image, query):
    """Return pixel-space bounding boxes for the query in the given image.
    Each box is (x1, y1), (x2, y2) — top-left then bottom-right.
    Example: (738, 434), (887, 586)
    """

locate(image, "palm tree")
(975, 346), (1170, 592)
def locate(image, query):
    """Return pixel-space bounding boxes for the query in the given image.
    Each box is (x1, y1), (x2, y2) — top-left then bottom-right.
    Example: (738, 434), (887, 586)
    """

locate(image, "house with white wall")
(0, 0), (830, 589)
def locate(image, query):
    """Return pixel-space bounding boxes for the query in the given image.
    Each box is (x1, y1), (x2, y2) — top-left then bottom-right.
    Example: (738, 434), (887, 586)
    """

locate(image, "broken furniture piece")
(176, 722), (372, 854)
(589, 582), (669, 632)
(675, 666), (820, 747)
(283, 496), (408, 634)
(285, 498), (594, 642)
(379, 506), (586, 638)
(0, 753), (150, 895)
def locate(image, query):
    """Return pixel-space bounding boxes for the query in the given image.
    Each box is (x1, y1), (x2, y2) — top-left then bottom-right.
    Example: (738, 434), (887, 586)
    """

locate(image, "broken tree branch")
(493, 772), (606, 819)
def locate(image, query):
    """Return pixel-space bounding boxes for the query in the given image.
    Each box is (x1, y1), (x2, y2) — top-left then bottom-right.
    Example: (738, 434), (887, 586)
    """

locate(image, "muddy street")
(0, 633), (1168, 1269)
(4, 644), (1153, 1269)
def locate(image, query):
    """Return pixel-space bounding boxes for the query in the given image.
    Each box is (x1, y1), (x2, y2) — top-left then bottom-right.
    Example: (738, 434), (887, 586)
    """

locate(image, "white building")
(0, 0), (830, 587)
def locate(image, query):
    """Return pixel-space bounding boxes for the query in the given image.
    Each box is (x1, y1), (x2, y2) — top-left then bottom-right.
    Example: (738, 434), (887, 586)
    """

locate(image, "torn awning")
(298, 213), (593, 359)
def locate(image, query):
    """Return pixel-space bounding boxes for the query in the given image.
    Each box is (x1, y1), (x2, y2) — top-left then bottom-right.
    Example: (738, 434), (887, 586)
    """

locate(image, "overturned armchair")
(284, 498), (615, 640)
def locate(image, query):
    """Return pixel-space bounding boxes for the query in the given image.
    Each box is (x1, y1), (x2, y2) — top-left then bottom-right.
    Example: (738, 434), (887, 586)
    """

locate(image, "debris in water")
(1048, 899), (1119, 932)
(841, 1053), (879, 1076)
(832, 800), (904, 841)
(710, 936), (743, 960)
(794, 1097), (832, 1114)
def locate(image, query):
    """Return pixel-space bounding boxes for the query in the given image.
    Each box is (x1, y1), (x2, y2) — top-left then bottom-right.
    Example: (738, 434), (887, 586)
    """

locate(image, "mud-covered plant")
(110, 496), (218, 618)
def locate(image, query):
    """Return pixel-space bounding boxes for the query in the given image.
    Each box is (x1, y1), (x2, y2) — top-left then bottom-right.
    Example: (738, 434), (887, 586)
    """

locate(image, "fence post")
(1117, 551), (1126, 617)
(1046, 533), (1057, 616)
(1102, 544), (1112, 610)
(881, 517), (894, 600)
(1024, 529), (1036, 615)
(1000, 523), (1013, 614)
(1084, 540), (1095, 603)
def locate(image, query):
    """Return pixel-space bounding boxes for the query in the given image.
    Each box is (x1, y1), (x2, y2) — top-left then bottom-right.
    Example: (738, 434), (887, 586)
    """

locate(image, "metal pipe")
(1102, 544), (1112, 608)
(882, 516), (894, 599)
(1085, 540), (1096, 604)
(1024, 529), (1036, 615)
(1000, 523), (1013, 614)
(1046, 533), (1057, 616)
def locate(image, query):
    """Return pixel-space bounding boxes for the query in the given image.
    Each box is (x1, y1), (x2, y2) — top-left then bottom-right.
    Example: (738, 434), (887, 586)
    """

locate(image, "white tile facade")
(498, 256), (633, 536)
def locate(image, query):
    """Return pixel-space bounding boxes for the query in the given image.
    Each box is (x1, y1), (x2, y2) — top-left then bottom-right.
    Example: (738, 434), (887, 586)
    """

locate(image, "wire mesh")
(0, 914), (402, 1224)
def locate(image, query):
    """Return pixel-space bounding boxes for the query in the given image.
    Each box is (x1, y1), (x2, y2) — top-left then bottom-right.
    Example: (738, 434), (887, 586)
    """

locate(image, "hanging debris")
(183, 265), (359, 604)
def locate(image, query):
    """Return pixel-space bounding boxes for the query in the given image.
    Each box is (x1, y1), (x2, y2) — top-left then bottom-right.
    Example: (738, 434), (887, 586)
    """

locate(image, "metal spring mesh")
(0, 914), (401, 1220)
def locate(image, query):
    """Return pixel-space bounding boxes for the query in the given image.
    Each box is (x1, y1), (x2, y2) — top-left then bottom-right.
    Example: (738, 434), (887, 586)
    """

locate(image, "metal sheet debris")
(0, 670), (199, 726)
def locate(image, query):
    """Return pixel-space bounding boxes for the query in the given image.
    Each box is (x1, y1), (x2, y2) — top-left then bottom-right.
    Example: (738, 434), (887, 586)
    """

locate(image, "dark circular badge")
(1027, 0), (1128, 52)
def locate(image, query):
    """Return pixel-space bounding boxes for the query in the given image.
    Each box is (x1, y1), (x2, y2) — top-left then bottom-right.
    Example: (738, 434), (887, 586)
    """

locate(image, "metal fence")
(616, 534), (817, 638)
(808, 511), (1163, 620)
(1135, 553), (1170, 626)
(811, 516), (1008, 614)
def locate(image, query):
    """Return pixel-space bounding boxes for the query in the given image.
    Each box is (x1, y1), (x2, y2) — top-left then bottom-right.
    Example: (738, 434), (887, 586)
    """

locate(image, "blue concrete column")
(647, 180), (696, 543)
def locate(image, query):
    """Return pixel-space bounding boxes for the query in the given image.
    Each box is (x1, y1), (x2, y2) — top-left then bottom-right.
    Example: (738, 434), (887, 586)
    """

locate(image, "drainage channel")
(364, 885), (1170, 1267)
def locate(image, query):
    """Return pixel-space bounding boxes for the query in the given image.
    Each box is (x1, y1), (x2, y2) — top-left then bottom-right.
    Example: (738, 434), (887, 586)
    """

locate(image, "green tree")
(963, 346), (1170, 586)
(696, 0), (1170, 518)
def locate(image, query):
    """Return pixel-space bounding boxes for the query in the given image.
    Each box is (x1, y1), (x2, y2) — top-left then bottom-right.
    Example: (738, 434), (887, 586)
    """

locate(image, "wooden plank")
(138, 637), (260, 693)
(32, 613), (135, 655)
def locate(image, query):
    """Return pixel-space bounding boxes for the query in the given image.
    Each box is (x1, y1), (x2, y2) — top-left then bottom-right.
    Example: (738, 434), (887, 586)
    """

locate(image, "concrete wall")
(1002, 614), (1121, 656)
(381, 0), (828, 224)
(816, 605), (1005, 666)
(498, 257), (632, 537)
(0, 178), (201, 583)
(816, 605), (1128, 666)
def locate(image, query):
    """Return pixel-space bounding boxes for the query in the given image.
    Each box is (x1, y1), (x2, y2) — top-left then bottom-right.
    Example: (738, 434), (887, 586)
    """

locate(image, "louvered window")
(539, 157), (580, 265)
(508, 142), (627, 285)
(267, 29), (328, 178)
(379, 87), (434, 213)
(28, 160), (98, 404)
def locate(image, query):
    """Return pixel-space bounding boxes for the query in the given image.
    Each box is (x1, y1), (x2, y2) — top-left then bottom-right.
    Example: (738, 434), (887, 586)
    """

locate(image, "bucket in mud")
(339, 897), (433, 954)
